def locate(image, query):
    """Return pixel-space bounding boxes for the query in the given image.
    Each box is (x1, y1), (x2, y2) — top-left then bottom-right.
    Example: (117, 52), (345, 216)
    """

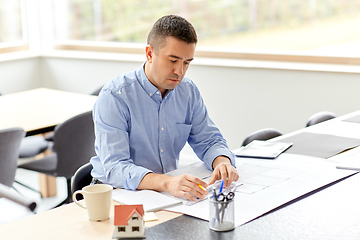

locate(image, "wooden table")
(0, 88), (97, 197)
(0, 200), (182, 240)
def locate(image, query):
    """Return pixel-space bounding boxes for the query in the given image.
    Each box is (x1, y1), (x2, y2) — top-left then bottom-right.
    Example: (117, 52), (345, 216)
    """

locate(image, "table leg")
(38, 173), (57, 197)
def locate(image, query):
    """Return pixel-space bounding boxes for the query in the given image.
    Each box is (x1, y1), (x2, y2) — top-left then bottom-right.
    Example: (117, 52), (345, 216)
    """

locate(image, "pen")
(219, 180), (224, 194)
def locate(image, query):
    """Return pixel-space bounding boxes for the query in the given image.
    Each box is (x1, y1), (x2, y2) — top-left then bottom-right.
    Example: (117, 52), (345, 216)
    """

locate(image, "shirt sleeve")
(92, 89), (152, 190)
(187, 85), (236, 170)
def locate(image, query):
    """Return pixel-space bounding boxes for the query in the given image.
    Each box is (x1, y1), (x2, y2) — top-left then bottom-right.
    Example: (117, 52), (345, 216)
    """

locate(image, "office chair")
(306, 111), (336, 127)
(19, 136), (50, 158)
(71, 162), (93, 200)
(17, 110), (96, 204)
(0, 183), (37, 211)
(0, 127), (26, 187)
(15, 136), (51, 195)
(241, 128), (283, 147)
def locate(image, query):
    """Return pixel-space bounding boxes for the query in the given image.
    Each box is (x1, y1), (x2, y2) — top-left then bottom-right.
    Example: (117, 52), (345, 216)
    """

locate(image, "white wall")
(0, 57), (42, 94)
(2, 56), (360, 155)
(39, 56), (141, 94)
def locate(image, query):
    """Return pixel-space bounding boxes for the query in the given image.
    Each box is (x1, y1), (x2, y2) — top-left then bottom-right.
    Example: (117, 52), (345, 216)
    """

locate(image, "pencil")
(197, 184), (206, 191)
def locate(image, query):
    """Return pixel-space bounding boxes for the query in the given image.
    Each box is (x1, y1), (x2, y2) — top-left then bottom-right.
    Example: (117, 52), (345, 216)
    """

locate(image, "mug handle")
(72, 190), (86, 209)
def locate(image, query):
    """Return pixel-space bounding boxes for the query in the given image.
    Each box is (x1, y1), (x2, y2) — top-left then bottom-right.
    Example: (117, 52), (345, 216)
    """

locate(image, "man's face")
(145, 36), (195, 96)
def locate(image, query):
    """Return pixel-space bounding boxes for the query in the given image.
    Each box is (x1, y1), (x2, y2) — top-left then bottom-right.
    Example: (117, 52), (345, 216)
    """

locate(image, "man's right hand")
(164, 174), (208, 201)
(137, 173), (208, 201)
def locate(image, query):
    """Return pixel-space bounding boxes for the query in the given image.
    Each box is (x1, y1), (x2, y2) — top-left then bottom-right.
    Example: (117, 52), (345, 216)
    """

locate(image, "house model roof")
(114, 205), (144, 226)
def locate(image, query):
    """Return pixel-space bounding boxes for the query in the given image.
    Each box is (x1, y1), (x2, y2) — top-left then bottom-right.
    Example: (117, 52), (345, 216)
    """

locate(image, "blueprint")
(165, 153), (357, 227)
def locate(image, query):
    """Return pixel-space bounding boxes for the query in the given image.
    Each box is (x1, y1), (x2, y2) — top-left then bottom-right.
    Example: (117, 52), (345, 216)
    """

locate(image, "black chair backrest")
(242, 128), (282, 147)
(0, 128), (25, 187)
(71, 162), (93, 195)
(53, 111), (95, 179)
(306, 111), (336, 127)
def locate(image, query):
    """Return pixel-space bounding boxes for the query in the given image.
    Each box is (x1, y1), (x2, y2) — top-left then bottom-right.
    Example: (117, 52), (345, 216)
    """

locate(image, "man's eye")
(170, 59), (176, 63)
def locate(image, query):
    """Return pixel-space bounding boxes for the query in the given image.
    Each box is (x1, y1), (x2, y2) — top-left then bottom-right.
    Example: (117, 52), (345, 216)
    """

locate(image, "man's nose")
(174, 62), (184, 76)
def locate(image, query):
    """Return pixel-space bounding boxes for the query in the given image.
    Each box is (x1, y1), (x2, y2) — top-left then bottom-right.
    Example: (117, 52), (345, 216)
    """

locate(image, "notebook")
(233, 140), (293, 159)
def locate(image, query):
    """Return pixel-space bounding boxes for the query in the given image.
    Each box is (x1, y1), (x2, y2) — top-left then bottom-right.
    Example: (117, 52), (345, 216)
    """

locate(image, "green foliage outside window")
(53, 0), (360, 51)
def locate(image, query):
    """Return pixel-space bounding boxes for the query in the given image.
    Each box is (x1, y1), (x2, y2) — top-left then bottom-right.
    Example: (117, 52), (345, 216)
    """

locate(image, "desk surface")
(0, 88), (97, 135)
(146, 173), (360, 240)
(0, 200), (181, 240)
(1, 110), (360, 239)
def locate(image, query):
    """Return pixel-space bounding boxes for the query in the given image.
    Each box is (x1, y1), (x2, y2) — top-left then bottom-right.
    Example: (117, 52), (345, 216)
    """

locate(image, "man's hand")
(208, 156), (239, 187)
(138, 173), (208, 201)
(165, 174), (208, 201)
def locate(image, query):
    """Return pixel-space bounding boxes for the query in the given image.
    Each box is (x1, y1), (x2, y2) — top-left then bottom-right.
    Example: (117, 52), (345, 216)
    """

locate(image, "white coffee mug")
(72, 184), (113, 221)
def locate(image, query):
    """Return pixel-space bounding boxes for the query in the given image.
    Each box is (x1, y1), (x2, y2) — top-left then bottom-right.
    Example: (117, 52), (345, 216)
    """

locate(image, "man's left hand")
(208, 156), (239, 187)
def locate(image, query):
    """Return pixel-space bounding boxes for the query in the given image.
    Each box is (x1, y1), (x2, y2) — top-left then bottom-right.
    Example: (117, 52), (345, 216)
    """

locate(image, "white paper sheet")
(112, 189), (182, 212)
(334, 146), (360, 171)
(165, 153), (357, 227)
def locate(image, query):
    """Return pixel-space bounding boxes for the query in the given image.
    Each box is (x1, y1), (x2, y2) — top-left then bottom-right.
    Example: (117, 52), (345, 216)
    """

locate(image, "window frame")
(2, 0), (360, 68)
(54, 40), (360, 66)
(0, 43), (29, 54)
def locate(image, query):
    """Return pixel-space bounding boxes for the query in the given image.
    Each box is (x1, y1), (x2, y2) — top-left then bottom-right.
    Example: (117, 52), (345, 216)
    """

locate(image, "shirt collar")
(137, 62), (160, 97)
(136, 62), (174, 99)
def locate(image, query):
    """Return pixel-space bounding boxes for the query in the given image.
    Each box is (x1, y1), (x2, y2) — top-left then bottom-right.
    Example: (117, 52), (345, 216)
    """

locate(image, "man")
(90, 15), (239, 201)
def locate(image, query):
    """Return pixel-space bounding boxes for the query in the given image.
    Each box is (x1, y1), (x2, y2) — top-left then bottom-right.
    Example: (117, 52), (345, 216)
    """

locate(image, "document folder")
(233, 140), (292, 159)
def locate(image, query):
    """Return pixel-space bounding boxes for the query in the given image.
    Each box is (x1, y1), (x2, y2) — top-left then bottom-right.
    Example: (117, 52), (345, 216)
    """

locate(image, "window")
(2, 0), (360, 65)
(132, 216), (139, 220)
(0, 0), (28, 53)
(118, 227), (125, 232)
(51, 0), (360, 63)
(132, 226), (140, 232)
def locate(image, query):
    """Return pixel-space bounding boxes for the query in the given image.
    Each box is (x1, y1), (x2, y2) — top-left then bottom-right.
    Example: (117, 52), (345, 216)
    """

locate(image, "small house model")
(113, 204), (145, 239)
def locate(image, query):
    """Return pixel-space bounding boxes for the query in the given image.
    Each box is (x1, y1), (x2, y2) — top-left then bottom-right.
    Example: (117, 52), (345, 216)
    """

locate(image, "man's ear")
(145, 45), (153, 63)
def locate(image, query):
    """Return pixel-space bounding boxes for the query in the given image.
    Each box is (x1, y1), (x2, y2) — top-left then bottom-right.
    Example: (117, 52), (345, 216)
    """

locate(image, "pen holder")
(209, 197), (235, 231)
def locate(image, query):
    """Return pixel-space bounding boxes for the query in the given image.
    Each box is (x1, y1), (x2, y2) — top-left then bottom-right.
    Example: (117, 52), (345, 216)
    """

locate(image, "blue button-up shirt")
(90, 63), (235, 190)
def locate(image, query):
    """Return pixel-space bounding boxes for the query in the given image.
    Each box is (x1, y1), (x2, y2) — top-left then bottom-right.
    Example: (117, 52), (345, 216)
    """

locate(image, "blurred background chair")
(19, 136), (50, 159)
(242, 128), (283, 147)
(15, 135), (51, 195)
(71, 162), (93, 201)
(0, 127), (26, 187)
(17, 110), (96, 204)
(306, 111), (337, 127)
(0, 127), (37, 223)
(0, 183), (37, 212)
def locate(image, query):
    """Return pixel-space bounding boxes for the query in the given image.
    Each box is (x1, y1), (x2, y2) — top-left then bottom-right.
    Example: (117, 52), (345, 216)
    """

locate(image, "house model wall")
(113, 204), (145, 238)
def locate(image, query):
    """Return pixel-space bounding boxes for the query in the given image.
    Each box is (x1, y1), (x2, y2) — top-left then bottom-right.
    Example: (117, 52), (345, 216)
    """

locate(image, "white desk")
(0, 88), (97, 135)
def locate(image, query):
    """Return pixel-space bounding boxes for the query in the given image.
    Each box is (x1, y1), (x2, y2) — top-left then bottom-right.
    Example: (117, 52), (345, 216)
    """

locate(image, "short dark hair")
(147, 15), (197, 53)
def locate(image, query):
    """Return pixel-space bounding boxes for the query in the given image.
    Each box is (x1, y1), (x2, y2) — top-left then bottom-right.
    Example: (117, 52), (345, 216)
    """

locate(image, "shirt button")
(149, 93), (152, 96)
(161, 149), (163, 153)
(157, 91), (160, 94)
(161, 127), (164, 131)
